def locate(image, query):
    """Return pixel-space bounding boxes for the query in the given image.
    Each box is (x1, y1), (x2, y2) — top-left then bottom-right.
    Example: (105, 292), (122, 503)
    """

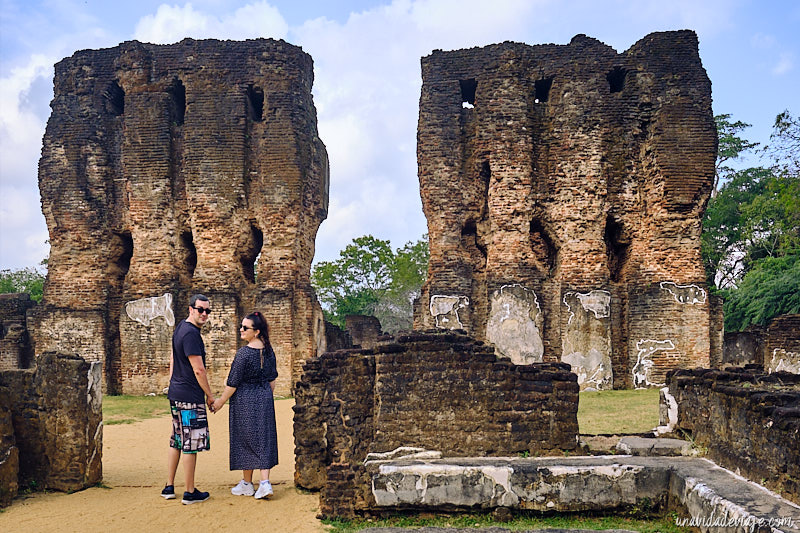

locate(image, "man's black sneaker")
(160, 485), (175, 500)
(181, 488), (210, 504)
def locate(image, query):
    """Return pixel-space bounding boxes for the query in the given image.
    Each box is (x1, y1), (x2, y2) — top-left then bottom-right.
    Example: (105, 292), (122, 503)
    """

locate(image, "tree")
(0, 267), (45, 302)
(311, 235), (429, 332)
(714, 114), (759, 194)
(702, 111), (800, 330)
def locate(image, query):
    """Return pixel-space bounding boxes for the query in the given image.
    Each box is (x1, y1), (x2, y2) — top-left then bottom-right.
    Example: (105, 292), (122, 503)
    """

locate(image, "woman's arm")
(212, 385), (237, 412)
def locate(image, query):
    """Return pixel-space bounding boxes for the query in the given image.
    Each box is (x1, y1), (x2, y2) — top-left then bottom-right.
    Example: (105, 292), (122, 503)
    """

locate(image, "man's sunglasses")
(191, 305), (212, 315)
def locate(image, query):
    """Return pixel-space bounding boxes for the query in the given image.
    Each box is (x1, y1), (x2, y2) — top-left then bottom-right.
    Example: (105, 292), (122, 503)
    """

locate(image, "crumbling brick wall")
(293, 330), (579, 515)
(32, 38), (328, 396)
(765, 314), (800, 374)
(666, 367), (800, 504)
(0, 352), (102, 504)
(415, 31), (717, 390)
(0, 294), (36, 370)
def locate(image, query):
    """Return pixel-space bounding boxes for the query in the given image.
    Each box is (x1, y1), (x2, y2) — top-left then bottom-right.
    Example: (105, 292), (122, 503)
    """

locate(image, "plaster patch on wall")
(372, 462), (519, 507)
(659, 281), (706, 305)
(125, 293), (175, 327)
(562, 290), (612, 390)
(564, 290), (611, 323)
(430, 295), (469, 330)
(633, 339), (674, 388)
(655, 386), (678, 435)
(767, 348), (800, 374)
(486, 284), (543, 364)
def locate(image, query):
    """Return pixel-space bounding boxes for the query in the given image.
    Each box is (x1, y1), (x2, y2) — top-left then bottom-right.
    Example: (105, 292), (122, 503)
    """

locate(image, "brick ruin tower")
(32, 39), (329, 396)
(415, 31), (720, 389)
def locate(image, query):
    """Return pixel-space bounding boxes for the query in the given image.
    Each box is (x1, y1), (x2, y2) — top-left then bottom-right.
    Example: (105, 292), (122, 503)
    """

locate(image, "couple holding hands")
(162, 294), (278, 504)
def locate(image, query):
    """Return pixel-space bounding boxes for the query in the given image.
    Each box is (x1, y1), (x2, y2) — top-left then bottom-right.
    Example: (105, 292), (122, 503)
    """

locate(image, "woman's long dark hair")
(246, 311), (270, 347)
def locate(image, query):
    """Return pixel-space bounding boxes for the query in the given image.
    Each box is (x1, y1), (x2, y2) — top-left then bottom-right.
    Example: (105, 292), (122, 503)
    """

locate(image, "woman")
(212, 311), (278, 500)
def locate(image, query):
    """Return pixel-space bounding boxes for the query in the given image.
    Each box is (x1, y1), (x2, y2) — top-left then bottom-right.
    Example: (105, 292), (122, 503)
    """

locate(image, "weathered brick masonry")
(0, 294), (36, 371)
(33, 39), (329, 396)
(293, 330), (579, 517)
(666, 366), (800, 504)
(416, 31), (719, 390)
(0, 352), (102, 506)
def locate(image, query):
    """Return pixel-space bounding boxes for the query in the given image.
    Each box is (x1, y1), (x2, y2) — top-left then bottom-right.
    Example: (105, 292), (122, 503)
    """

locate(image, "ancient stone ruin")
(293, 329), (579, 517)
(415, 30), (720, 390)
(0, 352), (102, 506)
(661, 366), (800, 505)
(31, 38), (329, 396)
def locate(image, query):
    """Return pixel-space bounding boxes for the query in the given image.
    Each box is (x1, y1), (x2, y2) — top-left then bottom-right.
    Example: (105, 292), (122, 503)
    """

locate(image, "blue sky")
(1, 0), (798, 270)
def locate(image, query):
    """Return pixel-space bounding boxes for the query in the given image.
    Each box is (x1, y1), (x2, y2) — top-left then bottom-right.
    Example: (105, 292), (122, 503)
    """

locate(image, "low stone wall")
(293, 330), (579, 516)
(0, 352), (102, 505)
(665, 366), (800, 504)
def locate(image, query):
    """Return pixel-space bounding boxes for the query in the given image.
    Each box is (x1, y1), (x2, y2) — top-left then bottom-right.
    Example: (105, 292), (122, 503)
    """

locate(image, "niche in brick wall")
(103, 80), (124, 116)
(242, 224), (264, 284)
(247, 85), (264, 122)
(180, 231), (197, 281)
(604, 215), (630, 282)
(534, 77), (553, 103)
(461, 219), (487, 273)
(460, 78), (477, 109)
(606, 67), (626, 93)
(168, 77), (186, 126)
(109, 231), (133, 281)
(530, 218), (557, 275)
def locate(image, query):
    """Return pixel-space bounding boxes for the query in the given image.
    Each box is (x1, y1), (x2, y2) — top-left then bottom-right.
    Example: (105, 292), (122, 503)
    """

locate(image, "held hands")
(207, 396), (217, 413)
(212, 398), (226, 413)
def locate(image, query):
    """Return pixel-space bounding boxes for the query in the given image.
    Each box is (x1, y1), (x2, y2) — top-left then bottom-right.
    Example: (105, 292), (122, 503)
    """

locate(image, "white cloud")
(772, 52), (793, 75)
(133, 1), (289, 44)
(0, 54), (54, 187)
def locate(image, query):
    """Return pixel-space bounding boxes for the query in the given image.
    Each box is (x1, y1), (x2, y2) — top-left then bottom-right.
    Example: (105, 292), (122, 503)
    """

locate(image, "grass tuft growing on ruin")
(323, 511), (691, 532)
(578, 388), (661, 435)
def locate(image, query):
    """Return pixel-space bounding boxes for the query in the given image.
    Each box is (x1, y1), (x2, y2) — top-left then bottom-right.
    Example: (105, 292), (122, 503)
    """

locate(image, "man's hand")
(207, 396), (216, 413)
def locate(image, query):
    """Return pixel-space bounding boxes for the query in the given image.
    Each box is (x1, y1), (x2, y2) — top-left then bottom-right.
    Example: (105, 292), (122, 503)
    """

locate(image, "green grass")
(323, 511), (690, 533)
(578, 388), (661, 435)
(102, 394), (170, 425)
(102, 389), (662, 434)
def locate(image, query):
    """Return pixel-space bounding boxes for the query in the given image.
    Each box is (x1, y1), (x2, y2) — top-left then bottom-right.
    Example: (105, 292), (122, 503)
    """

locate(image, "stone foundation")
(0, 352), (102, 505)
(293, 330), (579, 515)
(664, 366), (800, 504)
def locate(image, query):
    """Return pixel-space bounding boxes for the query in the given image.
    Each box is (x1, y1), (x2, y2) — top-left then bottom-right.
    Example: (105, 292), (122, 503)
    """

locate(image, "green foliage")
(703, 111), (799, 331)
(719, 255), (800, 330)
(715, 113), (759, 190)
(311, 235), (429, 332)
(0, 266), (45, 302)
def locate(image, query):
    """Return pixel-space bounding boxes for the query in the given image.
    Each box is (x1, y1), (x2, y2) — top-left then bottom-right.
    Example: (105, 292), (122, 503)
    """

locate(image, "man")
(160, 294), (216, 504)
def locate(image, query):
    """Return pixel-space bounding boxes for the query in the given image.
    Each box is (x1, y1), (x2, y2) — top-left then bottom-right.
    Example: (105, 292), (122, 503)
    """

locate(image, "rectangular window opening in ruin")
(103, 80), (125, 116)
(534, 77), (553, 104)
(607, 67), (626, 93)
(460, 78), (477, 108)
(169, 78), (186, 126)
(247, 85), (264, 122)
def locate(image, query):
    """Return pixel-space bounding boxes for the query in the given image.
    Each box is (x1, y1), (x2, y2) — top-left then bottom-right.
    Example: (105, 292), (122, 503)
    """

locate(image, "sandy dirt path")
(0, 398), (328, 533)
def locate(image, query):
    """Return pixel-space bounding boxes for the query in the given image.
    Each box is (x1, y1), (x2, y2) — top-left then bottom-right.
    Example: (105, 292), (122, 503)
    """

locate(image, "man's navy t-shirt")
(168, 320), (206, 404)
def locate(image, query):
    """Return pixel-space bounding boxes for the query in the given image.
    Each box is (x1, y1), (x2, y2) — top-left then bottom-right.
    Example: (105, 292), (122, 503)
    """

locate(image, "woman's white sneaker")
(254, 480), (273, 499)
(231, 480), (255, 496)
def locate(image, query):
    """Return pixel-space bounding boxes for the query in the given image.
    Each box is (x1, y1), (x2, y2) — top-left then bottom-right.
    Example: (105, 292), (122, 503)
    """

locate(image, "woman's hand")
(212, 398), (226, 412)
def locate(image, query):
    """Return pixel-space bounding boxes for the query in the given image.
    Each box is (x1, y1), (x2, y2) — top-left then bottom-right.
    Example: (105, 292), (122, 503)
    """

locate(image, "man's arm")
(188, 355), (215, 408)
